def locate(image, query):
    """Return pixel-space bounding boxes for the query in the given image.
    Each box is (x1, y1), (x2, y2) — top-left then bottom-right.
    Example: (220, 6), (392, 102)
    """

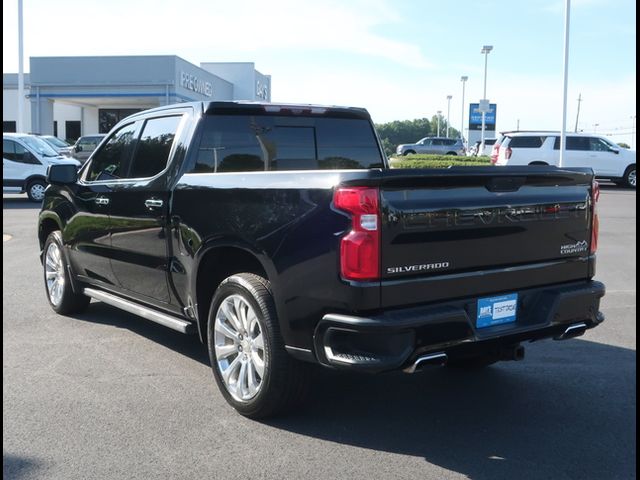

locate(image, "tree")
(618, 142), (631, 149)
(375, 117), (461, 156)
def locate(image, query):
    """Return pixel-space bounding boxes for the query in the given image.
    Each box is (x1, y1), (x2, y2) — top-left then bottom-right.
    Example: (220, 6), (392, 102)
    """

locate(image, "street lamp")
(446, 95), (452, 138)
(480, 45), (493, 151)
(460, 76), (468, 143)
(593, 123), (599, 133)
(437, 110), (442, 137)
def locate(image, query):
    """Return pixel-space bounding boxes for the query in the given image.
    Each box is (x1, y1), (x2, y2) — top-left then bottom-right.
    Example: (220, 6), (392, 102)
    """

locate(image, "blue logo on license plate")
(477, 293), (518, 328)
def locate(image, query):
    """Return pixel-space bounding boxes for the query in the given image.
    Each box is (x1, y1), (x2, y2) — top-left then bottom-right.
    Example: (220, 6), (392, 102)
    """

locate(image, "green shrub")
(389, 154), (492, 169)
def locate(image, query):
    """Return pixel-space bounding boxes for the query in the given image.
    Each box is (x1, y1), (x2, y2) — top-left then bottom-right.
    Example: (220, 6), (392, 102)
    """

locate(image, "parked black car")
(39, 101), (605, 418)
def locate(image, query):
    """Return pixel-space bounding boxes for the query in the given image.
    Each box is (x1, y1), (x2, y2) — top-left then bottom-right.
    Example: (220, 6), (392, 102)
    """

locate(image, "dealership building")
(2, 55), (272, 140)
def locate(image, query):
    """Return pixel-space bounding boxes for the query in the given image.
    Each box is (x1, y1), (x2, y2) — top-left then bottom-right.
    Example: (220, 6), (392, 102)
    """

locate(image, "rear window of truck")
(190, 114), (384, 172)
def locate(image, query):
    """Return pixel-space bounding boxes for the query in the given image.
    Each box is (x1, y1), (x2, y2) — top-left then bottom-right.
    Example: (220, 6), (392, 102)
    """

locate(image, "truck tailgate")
(378, 167), (596, 308)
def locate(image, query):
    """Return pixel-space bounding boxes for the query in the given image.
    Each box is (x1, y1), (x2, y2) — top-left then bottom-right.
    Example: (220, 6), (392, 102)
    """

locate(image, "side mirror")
(610, 148), (620, 154)
(47, 164), (78, 185)
(75, 145), (83, 152)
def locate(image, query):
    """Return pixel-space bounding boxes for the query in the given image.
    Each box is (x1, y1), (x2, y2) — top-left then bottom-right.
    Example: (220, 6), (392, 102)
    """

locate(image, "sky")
(2, 0), (637, 145)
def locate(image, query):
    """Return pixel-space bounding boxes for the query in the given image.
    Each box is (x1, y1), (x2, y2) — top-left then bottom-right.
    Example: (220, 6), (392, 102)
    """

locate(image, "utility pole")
(574, 93), (582, 132)
(517, 119), (520, 131)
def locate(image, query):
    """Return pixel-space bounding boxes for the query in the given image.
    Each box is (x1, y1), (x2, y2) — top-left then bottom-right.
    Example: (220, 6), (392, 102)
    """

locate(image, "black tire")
(446, 353), (499, 369)
(403, 150), (416, 156)
(529, 162), (548, 166)
(207, 273), (309, 418)
(623, 165), (636, 189)
(43, 231), (91, 315)
(27, 179), (47, 202)
(446, 151), (458, 156)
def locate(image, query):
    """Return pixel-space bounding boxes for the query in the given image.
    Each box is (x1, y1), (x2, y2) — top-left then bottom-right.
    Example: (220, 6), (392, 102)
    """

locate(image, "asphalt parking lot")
(3, 185), (636, 480)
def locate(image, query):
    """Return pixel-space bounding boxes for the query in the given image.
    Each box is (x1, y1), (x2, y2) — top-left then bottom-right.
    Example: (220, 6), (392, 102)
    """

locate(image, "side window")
(3, 140), (38, 164)
(3, 139), (16, 160)
(589, 138), (612, 152)
(129, 116), (182, 178)
(509, 136), (545, 148)
(85, 123), (138, 182)
(554, 137), (590, 150)
(432, 139), (444, 146)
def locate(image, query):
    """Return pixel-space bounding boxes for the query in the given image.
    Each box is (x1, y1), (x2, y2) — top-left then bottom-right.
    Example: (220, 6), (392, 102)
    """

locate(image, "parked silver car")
(396, 137), (465, 156)
(70, 134), (106, 163)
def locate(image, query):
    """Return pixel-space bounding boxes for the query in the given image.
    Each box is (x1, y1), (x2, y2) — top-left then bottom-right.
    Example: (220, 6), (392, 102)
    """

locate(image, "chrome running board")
(83, 288), (194, 334)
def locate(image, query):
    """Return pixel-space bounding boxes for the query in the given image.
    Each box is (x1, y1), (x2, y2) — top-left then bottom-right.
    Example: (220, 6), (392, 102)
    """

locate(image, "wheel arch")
(192, 242), (275, 343)
(38, 212), (63, 253)
(24, 174), (47, 190)
(529, 161), (549, 166)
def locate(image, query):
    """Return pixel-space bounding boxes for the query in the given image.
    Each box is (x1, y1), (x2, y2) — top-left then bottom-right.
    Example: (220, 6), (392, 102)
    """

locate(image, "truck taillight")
(333, 187), (380, 281)
(591, 181), (600, 254)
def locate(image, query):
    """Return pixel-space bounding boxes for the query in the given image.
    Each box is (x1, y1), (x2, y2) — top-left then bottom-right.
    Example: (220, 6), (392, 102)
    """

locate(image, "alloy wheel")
(45, 242), (65, 307)
(214, 294), (266, 402)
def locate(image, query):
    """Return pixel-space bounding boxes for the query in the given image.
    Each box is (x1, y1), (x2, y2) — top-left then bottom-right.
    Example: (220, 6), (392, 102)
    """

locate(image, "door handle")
(145, 199), (164, 208)
(95, 197), (110, 205)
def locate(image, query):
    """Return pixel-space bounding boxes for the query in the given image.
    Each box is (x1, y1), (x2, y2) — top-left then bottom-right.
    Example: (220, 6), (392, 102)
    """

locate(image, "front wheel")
(27, 179), (47, 202)
(623, 165), (636, 188)
(43, 231), (90, 314)
(207, 273), (308, 418)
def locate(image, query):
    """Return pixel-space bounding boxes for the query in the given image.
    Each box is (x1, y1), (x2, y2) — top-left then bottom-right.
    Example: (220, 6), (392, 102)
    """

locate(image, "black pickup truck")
(39, 101), (605, 418)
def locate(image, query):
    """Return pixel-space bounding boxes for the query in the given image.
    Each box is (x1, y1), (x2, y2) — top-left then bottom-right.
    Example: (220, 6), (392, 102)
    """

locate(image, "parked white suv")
(495, 131), (636, 188)
(3, 133), (82, 201)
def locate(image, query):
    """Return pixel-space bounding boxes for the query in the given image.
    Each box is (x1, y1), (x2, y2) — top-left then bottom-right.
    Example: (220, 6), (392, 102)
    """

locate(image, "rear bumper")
(313, 280), (605, 373)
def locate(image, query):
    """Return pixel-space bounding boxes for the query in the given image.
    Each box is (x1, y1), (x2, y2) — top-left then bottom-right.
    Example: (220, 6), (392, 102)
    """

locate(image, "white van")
(3, 133), (82, 201)
(495, 131), (636, 188)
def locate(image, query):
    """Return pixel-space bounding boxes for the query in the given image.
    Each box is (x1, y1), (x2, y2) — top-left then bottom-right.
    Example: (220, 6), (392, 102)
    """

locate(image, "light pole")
(593, 123), (599, 133)
(18, 0), (25, 132)
(437, 110), (442, 137)
(632, 115), (636, 149)
(559, 0), (571, 167)
(480, 45), (493, 152)
(460, 76), (468, 143)
(446, 95), (452, 138)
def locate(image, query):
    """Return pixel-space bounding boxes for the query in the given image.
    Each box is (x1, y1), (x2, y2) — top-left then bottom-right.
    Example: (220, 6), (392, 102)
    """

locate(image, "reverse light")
(590, 180), (600, 254)
(333, 187), (381, 281)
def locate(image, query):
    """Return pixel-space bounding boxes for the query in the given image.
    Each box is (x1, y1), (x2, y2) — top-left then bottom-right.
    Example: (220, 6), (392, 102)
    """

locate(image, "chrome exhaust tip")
(554, 322), (588, 341)
(403, 352), (447, 373)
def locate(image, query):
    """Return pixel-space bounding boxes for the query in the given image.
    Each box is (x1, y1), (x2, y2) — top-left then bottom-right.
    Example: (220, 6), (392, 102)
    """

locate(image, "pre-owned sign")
(180, 71), (213, 97)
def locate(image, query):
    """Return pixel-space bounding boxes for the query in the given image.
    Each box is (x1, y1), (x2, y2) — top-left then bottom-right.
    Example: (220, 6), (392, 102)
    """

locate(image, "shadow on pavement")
(2, 197), (41, 210)
(70, 302), (636, 480)
(3, 454), (46, 480)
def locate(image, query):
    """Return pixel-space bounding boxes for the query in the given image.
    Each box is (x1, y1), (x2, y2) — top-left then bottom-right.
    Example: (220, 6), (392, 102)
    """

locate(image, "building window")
(3, 121), (17, 133)
(65, 121), (81, 143)
(99, 109), (142, 134)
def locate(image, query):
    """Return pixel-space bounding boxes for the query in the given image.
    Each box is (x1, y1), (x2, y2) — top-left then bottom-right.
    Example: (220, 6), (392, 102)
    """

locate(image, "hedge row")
(389, 154), (492, 169)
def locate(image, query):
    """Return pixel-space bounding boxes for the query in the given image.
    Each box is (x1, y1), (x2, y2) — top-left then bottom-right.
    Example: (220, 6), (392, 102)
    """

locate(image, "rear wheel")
(43, 231), (90, 314)
(529, 161), (548, 166)
(403, 150), (416, 156)
(623, 165), (636, 188)
(207, 273), (309, 418)
(446, 151), (458, 156)
(27, 179), (47, 202)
